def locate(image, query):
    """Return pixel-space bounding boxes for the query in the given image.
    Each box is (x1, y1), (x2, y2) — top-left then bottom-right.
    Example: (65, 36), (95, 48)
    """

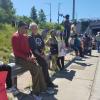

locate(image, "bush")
(0, 24), (15, 63)
(39, 22), (64, 31)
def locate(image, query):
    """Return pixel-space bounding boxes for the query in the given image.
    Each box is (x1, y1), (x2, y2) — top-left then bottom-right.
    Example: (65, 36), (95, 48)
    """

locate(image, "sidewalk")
(89, 53), (100, 100)
(7, 52), (75, 100)
(43, 50), (100, 100)
(7, 51), (100, 100)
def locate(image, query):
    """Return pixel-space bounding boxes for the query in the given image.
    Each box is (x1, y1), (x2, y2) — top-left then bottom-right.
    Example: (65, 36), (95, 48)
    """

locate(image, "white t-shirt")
(58, 40), (66, 57)
(69, 38), (74, 45)
(96, 35), (100, 42)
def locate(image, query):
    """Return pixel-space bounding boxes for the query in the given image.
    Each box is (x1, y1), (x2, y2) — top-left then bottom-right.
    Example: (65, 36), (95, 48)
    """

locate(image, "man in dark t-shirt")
(29, 22), (58, 89)
(63, 15), (71, 47)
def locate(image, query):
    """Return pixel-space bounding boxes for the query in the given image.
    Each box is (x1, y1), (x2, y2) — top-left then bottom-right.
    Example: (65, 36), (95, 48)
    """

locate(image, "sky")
(12, 0), (100, 22)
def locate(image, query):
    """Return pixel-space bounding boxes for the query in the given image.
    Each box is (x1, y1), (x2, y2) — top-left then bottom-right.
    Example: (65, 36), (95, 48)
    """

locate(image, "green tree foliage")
(30, 6), (38, 23)
(38, 9), (46, 23)
(16, 15), (33, 24)
(0, 0), (15, 23)
(0, 8), (8, 23)
(39, 22), (63, 31)
(39, 22), (54, 30)
(54, 23), (63, 30)
(0, 0), (15, 14)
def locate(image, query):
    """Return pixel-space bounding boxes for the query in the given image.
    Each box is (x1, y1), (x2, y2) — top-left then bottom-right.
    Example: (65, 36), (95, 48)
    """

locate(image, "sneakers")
(48, 83), (58, 88)
(30, 91), (42, 100)
(46, 89), (55, 95)
(33, 94), (42, 100)
(41, 89), (55, 95)
(7, 87), (19, 95)
(7, 88), (13, 93)
(75, 56), (82, 60)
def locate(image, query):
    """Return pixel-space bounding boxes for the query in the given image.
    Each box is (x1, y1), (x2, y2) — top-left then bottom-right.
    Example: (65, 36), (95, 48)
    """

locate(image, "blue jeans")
(96, 41), (100, 52)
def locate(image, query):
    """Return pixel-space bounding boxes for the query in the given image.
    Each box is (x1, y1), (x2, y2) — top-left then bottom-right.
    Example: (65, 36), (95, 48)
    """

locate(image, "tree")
(0, 8), (7, 23)
(38, 9), (46, 23)
(16, 15), (33, 25)
(0, 0), (15, 23)
(0, 0), (15, 13)
(30, 6), (38, 23)
(39, 22), (54, 30)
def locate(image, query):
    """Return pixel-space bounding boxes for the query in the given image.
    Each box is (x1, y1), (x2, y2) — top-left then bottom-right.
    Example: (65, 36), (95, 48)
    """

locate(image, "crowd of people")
(0, 14), (100, 100)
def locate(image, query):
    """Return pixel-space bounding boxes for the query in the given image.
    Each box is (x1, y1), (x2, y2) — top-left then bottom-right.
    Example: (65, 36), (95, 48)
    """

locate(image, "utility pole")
(50, 3), (51, 22)
(58, 3), (61, 24)
(46, 3), (52, 22)
(72, 0), (75, 21)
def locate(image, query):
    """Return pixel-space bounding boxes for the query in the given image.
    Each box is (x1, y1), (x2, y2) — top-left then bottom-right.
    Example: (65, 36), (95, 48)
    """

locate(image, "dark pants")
(96, 41), (100, 52)
(79, 47), (84, 57)
(57, 56), (64, 70)
(36, 57), (52, 87)
(15, 57), (46, 95)
(74, 47), (83, 57)
(0, 65), (12, 89)
(64, 29), (70, 47)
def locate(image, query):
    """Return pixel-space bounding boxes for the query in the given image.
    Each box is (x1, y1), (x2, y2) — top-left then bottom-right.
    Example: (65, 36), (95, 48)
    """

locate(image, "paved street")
(8, 50), (100, 100)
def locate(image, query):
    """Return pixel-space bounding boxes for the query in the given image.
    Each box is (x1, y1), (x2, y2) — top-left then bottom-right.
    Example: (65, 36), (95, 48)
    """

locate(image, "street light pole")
(72, 0), (75, 21)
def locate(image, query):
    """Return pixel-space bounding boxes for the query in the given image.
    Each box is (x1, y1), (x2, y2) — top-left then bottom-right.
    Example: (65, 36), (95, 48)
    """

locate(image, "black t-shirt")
(29, 34), (45, 58)
(34, 34), (45, 51)
(63, 19), (71, 31)
(49, 38), (58, 55)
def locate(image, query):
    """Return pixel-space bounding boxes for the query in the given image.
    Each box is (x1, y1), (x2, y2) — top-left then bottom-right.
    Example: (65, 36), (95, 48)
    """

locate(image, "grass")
(0, 23), (51, 63)
(0, 24), (16, 63)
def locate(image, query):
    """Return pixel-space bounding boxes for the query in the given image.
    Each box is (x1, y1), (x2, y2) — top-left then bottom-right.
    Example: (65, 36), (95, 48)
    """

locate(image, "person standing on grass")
(12, 21), (47, 100)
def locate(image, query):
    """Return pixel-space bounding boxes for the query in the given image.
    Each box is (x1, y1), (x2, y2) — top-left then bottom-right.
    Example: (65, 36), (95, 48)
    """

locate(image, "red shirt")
(12, 32), (31, 60)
